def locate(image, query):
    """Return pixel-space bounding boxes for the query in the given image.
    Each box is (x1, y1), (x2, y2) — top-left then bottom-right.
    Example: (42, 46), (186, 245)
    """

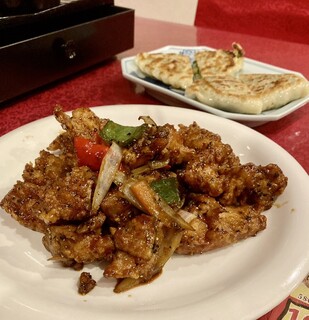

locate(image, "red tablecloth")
(1, 17), (308, 173)
(195, 0), (309, 44)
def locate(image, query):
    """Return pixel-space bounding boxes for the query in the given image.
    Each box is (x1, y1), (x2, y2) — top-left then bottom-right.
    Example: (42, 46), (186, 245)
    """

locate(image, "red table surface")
(0, 17), (308, 173)
(0, 17), (308, 319)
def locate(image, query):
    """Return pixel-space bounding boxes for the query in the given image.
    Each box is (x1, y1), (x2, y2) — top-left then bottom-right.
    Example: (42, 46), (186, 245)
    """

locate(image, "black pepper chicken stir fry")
(0, 106), (288, 294)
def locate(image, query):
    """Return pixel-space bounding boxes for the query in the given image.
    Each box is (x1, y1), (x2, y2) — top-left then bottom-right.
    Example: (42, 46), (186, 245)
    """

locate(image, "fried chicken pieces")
(0, 106), (287, 293)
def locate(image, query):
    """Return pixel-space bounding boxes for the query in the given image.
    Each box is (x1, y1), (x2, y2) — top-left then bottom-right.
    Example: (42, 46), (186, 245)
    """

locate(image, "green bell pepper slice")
(150, 177), (182, 207)
(100, 120), (147, 147)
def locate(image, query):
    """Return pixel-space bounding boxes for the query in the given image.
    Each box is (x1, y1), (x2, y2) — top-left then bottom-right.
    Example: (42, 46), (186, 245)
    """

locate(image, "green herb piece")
(192, 60), (202, 81)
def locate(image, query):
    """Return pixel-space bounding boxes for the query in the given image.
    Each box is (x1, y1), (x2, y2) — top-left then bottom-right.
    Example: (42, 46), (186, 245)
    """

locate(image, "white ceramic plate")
(0, 105), (308, 320)
(121, 45), (309, 127)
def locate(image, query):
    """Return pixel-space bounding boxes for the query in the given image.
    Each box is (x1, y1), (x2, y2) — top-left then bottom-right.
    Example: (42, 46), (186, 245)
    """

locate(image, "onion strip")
(130, 180), (194, 231)
(113, 170), (127, 186)
(119, 178), (145, 211)
(131, 160), (170, 177)
(177, 209), (197, 224)
(91, 142), (122, 213)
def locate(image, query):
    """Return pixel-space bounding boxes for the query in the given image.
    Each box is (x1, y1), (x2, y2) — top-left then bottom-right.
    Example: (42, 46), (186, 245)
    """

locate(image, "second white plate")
(121, 45), (309, 127)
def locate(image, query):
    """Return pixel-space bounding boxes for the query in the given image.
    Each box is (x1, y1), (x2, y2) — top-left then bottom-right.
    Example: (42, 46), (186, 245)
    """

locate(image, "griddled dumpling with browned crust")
(135, 52), (194, 90)
(194, 42), (244, 77)
(134, 44), (309, 115)
(185, 73), (309, 114)
(0, 106), (288, 293)
(134, 43), (244, 90)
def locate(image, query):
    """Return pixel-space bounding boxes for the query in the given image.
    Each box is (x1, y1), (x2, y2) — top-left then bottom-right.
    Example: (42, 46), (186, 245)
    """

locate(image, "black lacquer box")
(0, 0), (134, 103)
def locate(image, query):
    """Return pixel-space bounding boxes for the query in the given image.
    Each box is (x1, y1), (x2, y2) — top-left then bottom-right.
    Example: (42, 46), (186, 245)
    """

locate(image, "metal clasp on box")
(54, 38), (77, 60)
(61, 39), (77, 60)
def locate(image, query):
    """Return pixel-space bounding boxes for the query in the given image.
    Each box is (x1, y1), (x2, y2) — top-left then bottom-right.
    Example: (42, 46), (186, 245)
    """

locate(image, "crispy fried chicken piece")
(170, 122), (240, 197)
(176, 193), (267, 254)
(104, 215), (162, 280)
(104, 250), (141, 279)
(113, 214), (156, 260)
(178, 122), (226, 150)
(37, 166), (96, 224)
(182, 161), (287, 210)
(22, 149), (77, 186)
(104, 216), (160, 279)
(175, 122), (287, 210)
(122, 124), (170, 169)
(1, 147), (98, 230)
(181, 155), (228, 197)
(100, 189), (138, 226)
(104, 214), (162, 279)
(0, 149), (78, 232)
(159, 124), (194, 165)
(48, 131), (75, 154)
(54, 106), (106, 139)
(1, 180), (48, 233)
(104, 223), (181, 283)
(163, 122), (239, 167)
(42, 217), (114, 265)
(219, 163), (288, 210)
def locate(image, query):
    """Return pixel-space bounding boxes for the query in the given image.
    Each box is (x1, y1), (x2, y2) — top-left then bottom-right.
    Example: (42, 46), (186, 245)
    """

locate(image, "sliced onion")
(154, 227), (184, 271)
(92, 142), (122, 213)
(148, 159), (170, 170)
(130, 180), (194, 231)
(177, 209), (197, 224)
(113, 170), (127, 186)
(131, 159), (170, 177)
(130, 164), (150, 177)
(119, 178), (145, 211)
(114, 277), (144, 293)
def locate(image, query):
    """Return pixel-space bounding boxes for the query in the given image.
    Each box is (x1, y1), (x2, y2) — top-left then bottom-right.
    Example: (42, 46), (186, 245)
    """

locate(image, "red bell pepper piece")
(74, 136), (109, 171)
